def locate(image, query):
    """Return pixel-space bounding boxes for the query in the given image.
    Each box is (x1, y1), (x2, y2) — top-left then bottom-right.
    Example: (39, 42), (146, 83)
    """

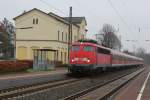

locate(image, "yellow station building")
(13, 8), (87, 64)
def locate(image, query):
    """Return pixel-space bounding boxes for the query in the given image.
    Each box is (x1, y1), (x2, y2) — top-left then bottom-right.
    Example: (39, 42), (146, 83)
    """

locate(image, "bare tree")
(98, 24), (121, 50)
(0, 18), (15, 59)
(123, 50), (135, 56)
(143, 53), (150, 65)
(135, 47), (146, 58)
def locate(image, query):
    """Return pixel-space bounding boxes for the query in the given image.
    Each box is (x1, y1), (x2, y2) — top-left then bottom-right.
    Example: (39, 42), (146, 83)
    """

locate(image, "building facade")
(13, 8), (87, 64)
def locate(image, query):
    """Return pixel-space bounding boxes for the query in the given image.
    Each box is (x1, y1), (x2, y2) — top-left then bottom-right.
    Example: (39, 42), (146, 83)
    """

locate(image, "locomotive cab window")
(83, 46), (93, 51)
(71, 45), (80, 51)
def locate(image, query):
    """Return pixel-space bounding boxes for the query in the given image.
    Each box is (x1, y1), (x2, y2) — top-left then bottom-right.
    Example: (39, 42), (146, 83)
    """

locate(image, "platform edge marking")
(136, 71), (150, 100)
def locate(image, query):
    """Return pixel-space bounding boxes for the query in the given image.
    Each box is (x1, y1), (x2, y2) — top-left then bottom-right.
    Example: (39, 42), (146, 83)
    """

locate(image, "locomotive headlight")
(71, 58), (78, 62)
(72, 59), (74, 62)
(87, 59), (90, 62)
(83, 58), (90, 62)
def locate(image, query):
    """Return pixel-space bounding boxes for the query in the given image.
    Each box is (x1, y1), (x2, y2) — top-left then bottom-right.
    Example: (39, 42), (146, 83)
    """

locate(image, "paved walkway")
(0, 67), (67, 80)
(0, 67), (68, 90)
(112, 66), (150, 100)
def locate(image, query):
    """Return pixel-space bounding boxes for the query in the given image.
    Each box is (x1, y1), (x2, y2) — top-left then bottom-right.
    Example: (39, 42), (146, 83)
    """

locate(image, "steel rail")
(0, 78), (79, 99)
(61, 68), (144, 100)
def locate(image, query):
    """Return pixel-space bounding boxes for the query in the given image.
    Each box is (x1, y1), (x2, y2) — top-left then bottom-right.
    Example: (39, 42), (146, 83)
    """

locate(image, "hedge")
(18, 60), (33, 68)
(0, 60), (33, 73)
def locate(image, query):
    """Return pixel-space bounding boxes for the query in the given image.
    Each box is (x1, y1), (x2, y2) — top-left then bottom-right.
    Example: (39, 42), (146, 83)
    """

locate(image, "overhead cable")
(107, 0), (132, 33)
(39, 0), (68, 16)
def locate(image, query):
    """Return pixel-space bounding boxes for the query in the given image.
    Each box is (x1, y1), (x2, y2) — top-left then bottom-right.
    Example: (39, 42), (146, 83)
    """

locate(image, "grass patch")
(0, 69), (29, 75)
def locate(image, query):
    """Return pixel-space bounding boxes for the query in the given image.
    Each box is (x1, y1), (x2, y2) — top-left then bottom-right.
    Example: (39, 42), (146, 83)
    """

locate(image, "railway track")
(0, 78), (80, 100)
(0, 67), (143, 100)
(62, 68), (144, 100)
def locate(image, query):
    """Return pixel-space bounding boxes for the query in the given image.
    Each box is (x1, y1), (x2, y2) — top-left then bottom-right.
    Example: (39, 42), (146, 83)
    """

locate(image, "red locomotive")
(69, 40), (143, 73)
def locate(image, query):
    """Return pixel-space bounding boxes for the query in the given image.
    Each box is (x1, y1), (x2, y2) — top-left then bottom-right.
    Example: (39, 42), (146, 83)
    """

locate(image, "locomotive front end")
(69, 43), (96, 73)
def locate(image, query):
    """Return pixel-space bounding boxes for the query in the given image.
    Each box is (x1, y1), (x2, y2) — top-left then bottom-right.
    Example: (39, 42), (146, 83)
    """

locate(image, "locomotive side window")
(71, 45), (80, 51)
(97, 47), (110, 54)
(84, 46), (93, 51)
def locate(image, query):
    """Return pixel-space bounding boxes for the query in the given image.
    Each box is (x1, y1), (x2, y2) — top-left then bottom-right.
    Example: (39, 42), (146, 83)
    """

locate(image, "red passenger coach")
(69, 40), (143, 73)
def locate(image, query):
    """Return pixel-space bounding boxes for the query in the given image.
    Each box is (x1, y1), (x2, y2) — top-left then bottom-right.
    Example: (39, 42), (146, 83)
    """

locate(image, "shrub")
(0, 60), (31, 73)
(18, 60), (33, 68)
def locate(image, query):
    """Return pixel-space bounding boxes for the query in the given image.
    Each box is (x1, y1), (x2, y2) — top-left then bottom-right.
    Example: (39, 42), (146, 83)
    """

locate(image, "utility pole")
(69, 7), (72, 44)
(68, 6), (72, 65)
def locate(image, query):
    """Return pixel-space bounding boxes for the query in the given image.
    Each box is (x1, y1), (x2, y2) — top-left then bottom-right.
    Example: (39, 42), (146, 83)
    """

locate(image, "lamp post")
(68, 6), (72, 66)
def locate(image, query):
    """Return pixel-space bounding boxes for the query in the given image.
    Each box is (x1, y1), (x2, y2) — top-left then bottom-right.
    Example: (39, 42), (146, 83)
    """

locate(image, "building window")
(33, 18), (38, 24)
(74, 36), (77, 41)
(56, 51), (58, 61)
(64, 52), (66, 63)
(36, 18), (38, 24)
(33, 19), (35, 24)
(62, 32), (63, 41)
(58, 31), (60, 41)
(66, 33), (67, 42)
(61, 52), (63, 62)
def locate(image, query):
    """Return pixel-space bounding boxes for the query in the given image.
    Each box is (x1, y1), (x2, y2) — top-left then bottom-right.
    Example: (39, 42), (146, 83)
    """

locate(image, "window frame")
(36, 18), (38, 24)
(58, 31), (60, 41)
(66, 33), (67, 42)
(97, 47), (110, 54)
(33, 18), (35, 24)
(71, 45), (80, 52)
(62, 32), (63, 41)
(83, 45), (94, 52)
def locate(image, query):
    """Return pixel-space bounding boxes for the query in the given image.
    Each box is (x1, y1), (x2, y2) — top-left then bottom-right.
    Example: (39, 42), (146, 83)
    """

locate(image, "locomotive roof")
(72, 42), (98, 46)
(72, 42), (143, 61)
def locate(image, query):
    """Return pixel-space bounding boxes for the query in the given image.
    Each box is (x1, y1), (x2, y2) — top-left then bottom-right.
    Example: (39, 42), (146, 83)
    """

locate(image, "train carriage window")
(97, 47), (110, 54)
(71, 45), (80, 51)
(84, 46), (93, 51)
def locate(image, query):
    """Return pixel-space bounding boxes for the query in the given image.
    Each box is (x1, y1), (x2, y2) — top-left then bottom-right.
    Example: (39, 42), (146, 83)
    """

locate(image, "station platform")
(0, 67), (67, 90)
(111, 66), (150, 100)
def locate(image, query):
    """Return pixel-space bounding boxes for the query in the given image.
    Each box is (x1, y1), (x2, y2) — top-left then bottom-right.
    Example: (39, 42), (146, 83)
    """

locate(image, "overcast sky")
(0, 0), (150, 53)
